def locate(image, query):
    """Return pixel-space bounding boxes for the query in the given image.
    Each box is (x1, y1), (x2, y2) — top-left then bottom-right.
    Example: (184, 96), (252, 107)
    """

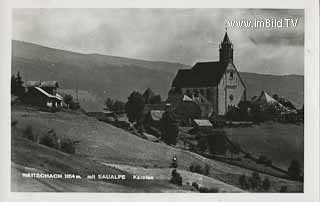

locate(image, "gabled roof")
(172, 61), (228, 87)
(149, 110), (165, 121)
(193, 119), (213, 127)
(34, 87), (63, 101)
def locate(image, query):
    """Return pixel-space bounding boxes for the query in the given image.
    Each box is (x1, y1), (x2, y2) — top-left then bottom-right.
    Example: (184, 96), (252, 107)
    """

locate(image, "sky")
(13, 8), (304, 75)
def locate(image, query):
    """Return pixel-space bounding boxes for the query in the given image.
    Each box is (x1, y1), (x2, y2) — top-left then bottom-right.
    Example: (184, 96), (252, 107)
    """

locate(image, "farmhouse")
(169, 31), (247, 116)
(23, 81), (63, 108)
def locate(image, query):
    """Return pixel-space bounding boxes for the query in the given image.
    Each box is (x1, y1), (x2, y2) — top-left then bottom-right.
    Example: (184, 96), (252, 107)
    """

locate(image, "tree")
(170, 169), (182, 186)
(63, 94), (74, 108)
(160, 110), (179, 145)
(197, 137), (207, 154)
(11, 72), (25, 97)
(112, 100), (125, 112)
(149, 95), (161, 104)
(239, 174), (250, 190)
(207, 130), (229, 155)
(250, 171), (261, 190)
(262, 177), (271, 191)
(105, 98), (114, 111)
(11, 74), (16, 94)
(125, 91), (145, 124)
(63, 94), (80, 110)
(238, 100), (251, 120)
(288, 160), (301, 180)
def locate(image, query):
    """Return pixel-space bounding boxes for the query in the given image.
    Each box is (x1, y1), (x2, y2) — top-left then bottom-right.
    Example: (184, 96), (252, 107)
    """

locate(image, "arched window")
(229, 71), (234, 80)
(229, 94), (234, 101)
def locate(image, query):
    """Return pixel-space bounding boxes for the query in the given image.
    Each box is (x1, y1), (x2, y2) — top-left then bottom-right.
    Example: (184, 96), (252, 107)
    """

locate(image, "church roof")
(172, 61), (228, 87)
(222, 32), (231, 44)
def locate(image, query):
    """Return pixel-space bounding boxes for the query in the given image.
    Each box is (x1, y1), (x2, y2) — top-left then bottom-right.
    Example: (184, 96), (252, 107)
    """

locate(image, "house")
(169, 31), (247, 116)
(23, 81), (63, 108)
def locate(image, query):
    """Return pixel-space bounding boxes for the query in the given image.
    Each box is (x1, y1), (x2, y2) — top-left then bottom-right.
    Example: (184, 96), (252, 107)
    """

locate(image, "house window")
(229, 94), (234, 101)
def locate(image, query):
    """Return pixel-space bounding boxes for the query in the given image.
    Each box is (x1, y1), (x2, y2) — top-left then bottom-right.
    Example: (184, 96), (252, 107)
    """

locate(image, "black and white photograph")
(0, 1), (319, 201)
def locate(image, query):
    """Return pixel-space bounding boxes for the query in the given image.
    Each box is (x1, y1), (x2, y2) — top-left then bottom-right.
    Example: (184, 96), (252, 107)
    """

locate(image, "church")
(168, 31), (247, 116)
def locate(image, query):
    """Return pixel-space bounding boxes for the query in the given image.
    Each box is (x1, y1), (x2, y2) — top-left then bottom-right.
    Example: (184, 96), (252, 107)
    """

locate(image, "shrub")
(207, 130), (229, 155)
(258, 155), (273, 166)
(160, 111), (179, 145)
(249, 171), (261, 190)
(288, 160), (301, 180)
(170, 169), (182, 186)
(280, 185), (288, 192)
(262, 177), (271, 191)
(198, 187), (209, 193)
(22, 125), (35, 141)
(192, 182), (199, 190)
(39, 134), (55, 148)
(198, 187), (219, 193)
(189, 163), (210, 176)
(203, 164), (210, 176)
(189, 163), (203, 174)
(60, 138), (75, 154)
(239, 174), (250, 190)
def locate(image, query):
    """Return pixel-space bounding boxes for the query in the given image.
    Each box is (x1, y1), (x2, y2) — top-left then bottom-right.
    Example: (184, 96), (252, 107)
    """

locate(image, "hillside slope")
(12, 40), (304, 111)
(11, 106), (303, 192)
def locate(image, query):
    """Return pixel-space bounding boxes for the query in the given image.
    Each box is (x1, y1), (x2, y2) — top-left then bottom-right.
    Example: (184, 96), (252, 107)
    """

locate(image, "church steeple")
(219, 31), (233, 62)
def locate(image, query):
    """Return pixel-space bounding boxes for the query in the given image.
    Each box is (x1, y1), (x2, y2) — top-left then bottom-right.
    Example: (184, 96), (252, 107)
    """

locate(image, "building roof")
(193, 119), (213, 127)
(26, 81), (59, 88)
(149, 110), (165, 121)
(222, 32), (231, 44)
(172, 61), (228, 87)
(182, 94), (193, 101)
(34, 87), (63, 100)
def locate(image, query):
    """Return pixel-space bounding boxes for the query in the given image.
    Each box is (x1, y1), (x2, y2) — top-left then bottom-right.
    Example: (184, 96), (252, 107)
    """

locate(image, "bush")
(63, 94), (80, 110)
(198, 186), (219, 193)
(203, 164), (210, 176)
(189, 163), (210, 176)
(60, 138), (75, 154)
(280, 185), (288, 192)
(198, 187), (209, 193)
(258, 155), (272, 166)
(192, 182), (199, 190)
(170, 169), (182, 186)
(160, 111), (179, 145)
(239, 174), (250, 190)
(262, 177), (271, 191)
(249, 171), (261, 190)
(39, 134), (55, 148)
(207, 130), (229, 155)
(22, 125), (36, 141)
(189, 163), (202, 173)
(288, 160), (302, 180)
(225, 106), (241, 121)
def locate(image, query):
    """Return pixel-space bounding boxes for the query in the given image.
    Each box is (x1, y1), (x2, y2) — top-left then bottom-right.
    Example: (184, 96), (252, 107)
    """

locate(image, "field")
(224, 122), (304, 170)
(11, 105), (303, 192)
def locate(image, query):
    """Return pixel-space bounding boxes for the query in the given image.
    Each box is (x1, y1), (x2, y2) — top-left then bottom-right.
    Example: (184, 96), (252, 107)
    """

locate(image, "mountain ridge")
(11, 40), (304, 111)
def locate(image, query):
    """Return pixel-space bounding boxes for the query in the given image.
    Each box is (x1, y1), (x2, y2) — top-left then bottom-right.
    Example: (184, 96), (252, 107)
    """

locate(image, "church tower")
(219, 31), (233, 62)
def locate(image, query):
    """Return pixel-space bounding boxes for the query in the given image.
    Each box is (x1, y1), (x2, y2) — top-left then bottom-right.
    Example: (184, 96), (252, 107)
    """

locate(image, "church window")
(229, 71), (234, 80)
(229, 94), (234, 101)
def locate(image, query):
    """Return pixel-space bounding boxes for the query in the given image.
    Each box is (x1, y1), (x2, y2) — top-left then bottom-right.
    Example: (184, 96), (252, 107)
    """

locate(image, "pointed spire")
(222, 31), (231, 44)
